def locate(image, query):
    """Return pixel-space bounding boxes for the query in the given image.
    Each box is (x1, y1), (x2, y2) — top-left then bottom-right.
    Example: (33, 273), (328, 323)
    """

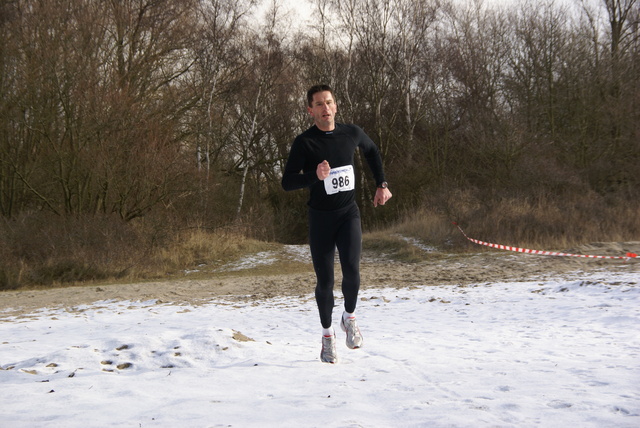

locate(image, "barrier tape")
(453, 222), (638, 260)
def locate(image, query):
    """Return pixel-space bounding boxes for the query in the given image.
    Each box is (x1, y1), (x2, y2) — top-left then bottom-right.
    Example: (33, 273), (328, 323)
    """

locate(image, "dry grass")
(398, 189), (640, 252)
(389, 211), (458, 249)
(362, 232), (426, 263)
(152, 228), (275, 274)
(0, 215), (274, 291)
(2, 190), (638, 291)
(0, 213), (139, 290)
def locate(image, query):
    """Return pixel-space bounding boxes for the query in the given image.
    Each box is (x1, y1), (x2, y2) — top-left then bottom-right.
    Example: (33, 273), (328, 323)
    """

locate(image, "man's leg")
(309, 209), (337, 329)
(309, 209), (339, 363)
(336, 215), (362, 314)
(311, 246), (335, 329)
(336, 207), (364, 349)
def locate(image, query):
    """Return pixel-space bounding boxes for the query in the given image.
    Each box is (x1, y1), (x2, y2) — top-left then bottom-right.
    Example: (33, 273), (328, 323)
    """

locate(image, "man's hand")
(373, 187), (392, 207)
(316, 160), (331, 180)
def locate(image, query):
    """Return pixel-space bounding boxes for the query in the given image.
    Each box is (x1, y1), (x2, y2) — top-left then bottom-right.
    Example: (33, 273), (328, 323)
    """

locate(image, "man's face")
(307, 91), (337, 131)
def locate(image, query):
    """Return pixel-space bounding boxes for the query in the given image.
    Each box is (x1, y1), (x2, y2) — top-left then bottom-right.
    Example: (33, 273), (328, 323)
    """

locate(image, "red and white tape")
(453, 223), (638, 260)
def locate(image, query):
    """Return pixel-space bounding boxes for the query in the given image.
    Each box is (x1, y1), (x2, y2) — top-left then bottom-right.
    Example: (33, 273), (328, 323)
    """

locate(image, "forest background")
(0, 0), (638, 289)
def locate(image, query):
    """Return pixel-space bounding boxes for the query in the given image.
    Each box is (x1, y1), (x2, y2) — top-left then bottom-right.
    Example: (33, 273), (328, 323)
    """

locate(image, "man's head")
(307, 84), (334, 107)
(307, 84), (337, 132)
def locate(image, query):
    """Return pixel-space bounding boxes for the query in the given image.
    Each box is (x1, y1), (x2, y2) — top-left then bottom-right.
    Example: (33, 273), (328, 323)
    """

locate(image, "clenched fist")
(316, 160), (331, 180)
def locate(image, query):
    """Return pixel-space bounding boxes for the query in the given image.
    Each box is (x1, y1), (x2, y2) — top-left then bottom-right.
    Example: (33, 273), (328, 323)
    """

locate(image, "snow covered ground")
(1, 268), (639, 427)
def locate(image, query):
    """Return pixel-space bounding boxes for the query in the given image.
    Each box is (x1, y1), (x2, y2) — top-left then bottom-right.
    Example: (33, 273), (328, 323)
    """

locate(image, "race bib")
(324, 165), (355, 195)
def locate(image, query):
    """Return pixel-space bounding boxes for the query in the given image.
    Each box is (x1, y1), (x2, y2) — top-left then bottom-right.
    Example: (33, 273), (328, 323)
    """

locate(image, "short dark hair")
(307, 84), (334, 107)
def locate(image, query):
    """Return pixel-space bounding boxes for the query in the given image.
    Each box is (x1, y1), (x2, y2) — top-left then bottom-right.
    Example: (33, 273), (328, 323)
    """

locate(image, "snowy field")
(1, 269), (639, 427)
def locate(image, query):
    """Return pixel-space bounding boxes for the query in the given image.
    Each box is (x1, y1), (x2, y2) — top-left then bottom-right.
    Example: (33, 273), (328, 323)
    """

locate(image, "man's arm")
(281, 139), (320, 191)
(353, 125), (392, 207)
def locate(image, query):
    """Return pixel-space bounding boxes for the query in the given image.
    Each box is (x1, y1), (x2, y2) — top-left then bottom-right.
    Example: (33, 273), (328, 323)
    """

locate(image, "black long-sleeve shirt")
(281, 123), (386, 211)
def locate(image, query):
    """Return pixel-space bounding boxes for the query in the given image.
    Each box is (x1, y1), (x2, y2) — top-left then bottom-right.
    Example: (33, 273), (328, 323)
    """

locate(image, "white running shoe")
(320, 333), (338, 363)
(341, 315), (363, 349)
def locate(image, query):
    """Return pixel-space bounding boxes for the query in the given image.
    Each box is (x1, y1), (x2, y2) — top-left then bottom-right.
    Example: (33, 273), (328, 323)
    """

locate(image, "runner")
(281, 84), (393, 363)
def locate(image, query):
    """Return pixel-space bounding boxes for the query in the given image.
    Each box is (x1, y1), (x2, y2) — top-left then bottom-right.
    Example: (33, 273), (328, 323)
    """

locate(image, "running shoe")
(320, 333), (338, 363)
(341, 315), (363, 349)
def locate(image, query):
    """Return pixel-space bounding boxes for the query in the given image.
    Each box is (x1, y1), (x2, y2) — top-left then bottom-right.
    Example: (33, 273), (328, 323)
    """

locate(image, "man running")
(281, 84), (392, 363)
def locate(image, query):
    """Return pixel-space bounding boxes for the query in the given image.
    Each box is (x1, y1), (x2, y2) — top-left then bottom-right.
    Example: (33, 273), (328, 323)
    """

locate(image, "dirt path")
(1, 242), (638, 319)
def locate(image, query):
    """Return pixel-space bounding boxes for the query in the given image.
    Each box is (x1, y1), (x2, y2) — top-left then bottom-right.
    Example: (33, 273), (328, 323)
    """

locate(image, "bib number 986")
(324, 165), (355, 195)
(332, 175), (349, 189)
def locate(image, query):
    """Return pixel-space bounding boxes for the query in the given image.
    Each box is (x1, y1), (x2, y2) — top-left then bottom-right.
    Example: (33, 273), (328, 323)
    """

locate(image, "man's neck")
(316, 123), (336, 132)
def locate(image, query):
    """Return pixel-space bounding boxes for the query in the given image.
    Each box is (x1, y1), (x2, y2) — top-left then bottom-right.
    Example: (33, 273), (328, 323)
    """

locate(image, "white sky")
(257, 0), (587, 29)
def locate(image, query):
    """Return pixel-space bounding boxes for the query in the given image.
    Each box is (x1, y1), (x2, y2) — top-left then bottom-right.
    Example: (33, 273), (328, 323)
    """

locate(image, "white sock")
(322, 327), (334, 337)
(343, 311), (355, 321)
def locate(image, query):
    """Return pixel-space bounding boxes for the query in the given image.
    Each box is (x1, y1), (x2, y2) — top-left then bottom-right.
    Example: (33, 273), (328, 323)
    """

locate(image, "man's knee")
(315, 278), (334, 293)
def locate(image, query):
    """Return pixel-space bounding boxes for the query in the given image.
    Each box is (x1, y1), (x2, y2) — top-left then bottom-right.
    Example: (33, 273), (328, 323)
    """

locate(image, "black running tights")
(309, 202), (362, 329)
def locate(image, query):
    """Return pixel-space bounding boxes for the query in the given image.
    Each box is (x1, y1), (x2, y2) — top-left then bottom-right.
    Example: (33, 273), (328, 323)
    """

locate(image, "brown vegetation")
(1, 0), (639, 290)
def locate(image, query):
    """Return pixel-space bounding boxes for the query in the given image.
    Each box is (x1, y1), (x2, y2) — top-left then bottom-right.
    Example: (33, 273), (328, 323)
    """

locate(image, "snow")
(1, 267), (639, 427)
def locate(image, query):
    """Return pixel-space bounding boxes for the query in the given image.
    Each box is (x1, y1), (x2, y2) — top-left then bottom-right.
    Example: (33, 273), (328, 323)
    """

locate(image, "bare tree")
(229, 1), (295, 220)
(442, 0), (522, 186)
(0, 0), (199, 220)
